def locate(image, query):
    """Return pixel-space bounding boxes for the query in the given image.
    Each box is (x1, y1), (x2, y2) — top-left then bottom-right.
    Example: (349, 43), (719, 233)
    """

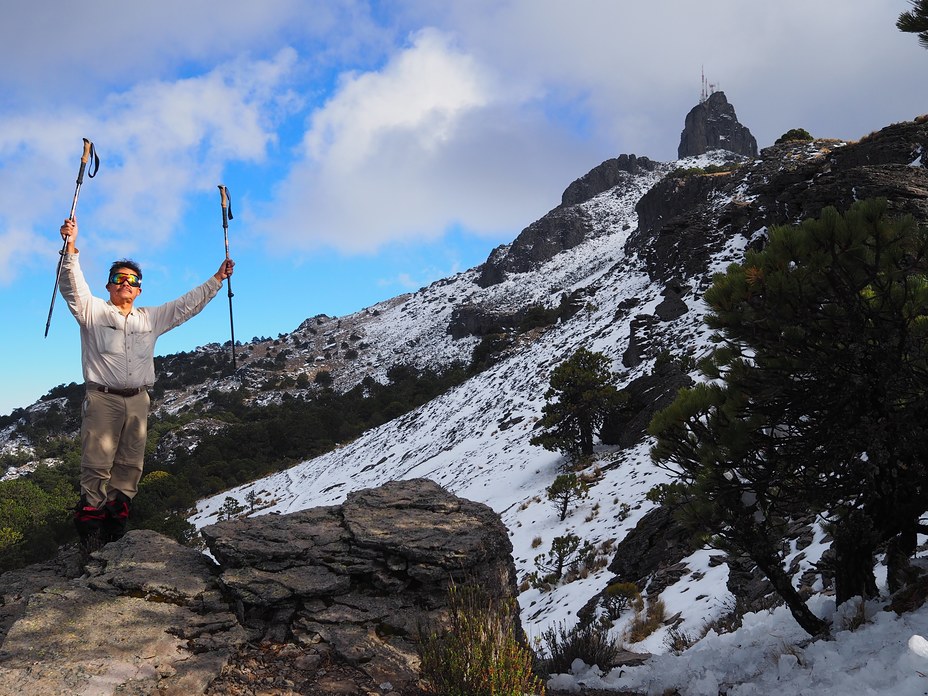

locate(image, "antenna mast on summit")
(700, 67), (718, 103)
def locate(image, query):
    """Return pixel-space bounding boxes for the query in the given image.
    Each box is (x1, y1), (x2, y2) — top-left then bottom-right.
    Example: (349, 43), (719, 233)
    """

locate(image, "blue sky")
(0, 0), (924, 415)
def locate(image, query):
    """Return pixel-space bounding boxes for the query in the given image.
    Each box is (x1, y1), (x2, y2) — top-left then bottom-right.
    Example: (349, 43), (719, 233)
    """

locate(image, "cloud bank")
(0, 0), (923, 278)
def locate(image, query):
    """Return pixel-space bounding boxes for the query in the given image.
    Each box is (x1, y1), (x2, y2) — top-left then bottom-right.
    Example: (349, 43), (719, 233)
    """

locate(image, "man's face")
(106, 267), (142, 305)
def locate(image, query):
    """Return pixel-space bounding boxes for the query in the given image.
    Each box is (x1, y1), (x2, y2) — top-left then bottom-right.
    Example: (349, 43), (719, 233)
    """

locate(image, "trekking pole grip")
(218, 184), (230, 231)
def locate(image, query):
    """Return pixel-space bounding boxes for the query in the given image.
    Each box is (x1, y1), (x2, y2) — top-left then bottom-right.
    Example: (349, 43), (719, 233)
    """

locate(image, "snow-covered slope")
(192, 153), (751, 639)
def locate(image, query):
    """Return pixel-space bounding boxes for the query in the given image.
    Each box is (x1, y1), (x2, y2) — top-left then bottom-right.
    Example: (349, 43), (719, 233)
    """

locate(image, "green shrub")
(418, 582), (544, 696)
(602, 581), (641, 620)
(775, 128), (813, 144)
(0, 475), (76, 572)
(668, 166), (706, 179)
(704, 163), (739, 174)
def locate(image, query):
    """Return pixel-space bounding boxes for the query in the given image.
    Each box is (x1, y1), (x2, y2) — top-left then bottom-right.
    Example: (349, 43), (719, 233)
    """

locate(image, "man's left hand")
(215, 259), (235, 282)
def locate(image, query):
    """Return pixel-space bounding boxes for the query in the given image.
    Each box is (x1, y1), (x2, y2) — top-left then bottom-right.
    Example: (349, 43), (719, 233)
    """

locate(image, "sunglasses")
(109, 272), (141, 288)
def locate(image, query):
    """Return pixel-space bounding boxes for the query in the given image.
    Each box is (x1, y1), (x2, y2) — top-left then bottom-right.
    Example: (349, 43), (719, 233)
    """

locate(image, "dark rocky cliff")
(677, 90), (758, 158)
(629, 118), (928, 286)
(560, 153), (660, 206)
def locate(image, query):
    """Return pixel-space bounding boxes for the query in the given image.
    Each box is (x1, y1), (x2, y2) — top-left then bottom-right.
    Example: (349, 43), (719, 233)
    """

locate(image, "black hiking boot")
(102, 491), (132, 543)
(74, 498), (106, 556)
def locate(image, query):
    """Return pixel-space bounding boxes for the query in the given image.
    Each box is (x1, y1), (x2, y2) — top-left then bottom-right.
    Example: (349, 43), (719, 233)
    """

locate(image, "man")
(58, 217), (234, 551)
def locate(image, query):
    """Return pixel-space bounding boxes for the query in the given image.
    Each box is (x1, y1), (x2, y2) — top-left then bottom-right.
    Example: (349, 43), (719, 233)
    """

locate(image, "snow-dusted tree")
(533, 533), (583, 582)
(217, 496), (245, 521)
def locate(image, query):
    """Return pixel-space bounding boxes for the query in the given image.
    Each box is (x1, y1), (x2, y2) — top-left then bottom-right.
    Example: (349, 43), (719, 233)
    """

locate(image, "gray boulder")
(202, 477), (518, 691)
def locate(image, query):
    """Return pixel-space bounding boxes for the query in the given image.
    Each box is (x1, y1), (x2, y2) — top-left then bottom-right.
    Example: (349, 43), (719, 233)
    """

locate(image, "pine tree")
(898, 0), (928, 49)
(546, 473), (590, 521)
(650, 199), (928, 635)
(533, 533), (583, 581)
(531, 347), (627, 464)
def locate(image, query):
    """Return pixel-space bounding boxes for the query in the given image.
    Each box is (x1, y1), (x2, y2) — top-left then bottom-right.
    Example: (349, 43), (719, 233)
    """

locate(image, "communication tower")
(700, 67), (719, 103)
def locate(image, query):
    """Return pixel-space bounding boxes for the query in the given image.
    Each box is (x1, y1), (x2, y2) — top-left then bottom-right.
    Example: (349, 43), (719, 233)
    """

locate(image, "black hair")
(108, 259), (143, 281)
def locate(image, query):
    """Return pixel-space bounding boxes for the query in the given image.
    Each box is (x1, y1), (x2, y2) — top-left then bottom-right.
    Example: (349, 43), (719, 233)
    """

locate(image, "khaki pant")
(80, 388), (150, 508)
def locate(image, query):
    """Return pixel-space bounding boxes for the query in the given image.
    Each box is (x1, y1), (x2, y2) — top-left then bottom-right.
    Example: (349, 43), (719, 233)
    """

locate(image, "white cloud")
(259, 28), (597, 254)
(90, 49), (296, 243)
(2, 0), (922, 278)
(304, 28), (492, 170)
(0, 227), (42, 285)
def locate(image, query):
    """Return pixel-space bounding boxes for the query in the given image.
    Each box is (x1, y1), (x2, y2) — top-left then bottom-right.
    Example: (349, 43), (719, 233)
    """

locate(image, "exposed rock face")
(476, 113), (752, 289)
(575, 504), (701, 627)
(476, 153), (659, 288)
(677, 91), (758, 158)
(634, 155), (744, 242)
(200, 478), (518, 692)
(629, 119), (928, 287)
(600, 359), (694, 448)
(606, 505), (700, 587)
(0, 479), (518, 695)
(561, 153), (660, 206)
(477, 206), (593, 287)
(447, 304), (526, 340)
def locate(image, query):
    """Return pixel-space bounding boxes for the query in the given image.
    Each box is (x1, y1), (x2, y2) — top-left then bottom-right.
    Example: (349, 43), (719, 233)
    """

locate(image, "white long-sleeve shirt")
(59, 252), (222, 389)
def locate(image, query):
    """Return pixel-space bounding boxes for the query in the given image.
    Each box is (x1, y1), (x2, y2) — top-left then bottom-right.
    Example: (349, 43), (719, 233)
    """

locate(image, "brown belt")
(95, 385), (143, 397)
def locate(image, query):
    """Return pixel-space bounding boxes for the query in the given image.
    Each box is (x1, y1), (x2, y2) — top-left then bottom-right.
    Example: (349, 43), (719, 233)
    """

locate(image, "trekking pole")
(218, 184), (237, 369)
(45, 138), (100, 337)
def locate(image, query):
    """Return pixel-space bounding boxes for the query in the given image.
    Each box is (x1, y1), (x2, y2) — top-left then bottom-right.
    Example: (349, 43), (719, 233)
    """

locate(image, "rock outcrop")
(0, 531), (244, 696)
(677, 91), (758, 158)
(202, 478), (518, 692)
(600, 359), (694, 448)
(0, 479), (518, 695)
(476, 92), (757, 290)
(629, 119), (928, 286)
(475, 153), (659, 288)
(560, 153), (660, 207)
(477, 206), (594, 287)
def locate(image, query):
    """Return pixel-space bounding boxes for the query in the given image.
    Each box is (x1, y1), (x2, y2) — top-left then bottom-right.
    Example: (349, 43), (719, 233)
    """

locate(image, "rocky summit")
(677, 90), (758, 158)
